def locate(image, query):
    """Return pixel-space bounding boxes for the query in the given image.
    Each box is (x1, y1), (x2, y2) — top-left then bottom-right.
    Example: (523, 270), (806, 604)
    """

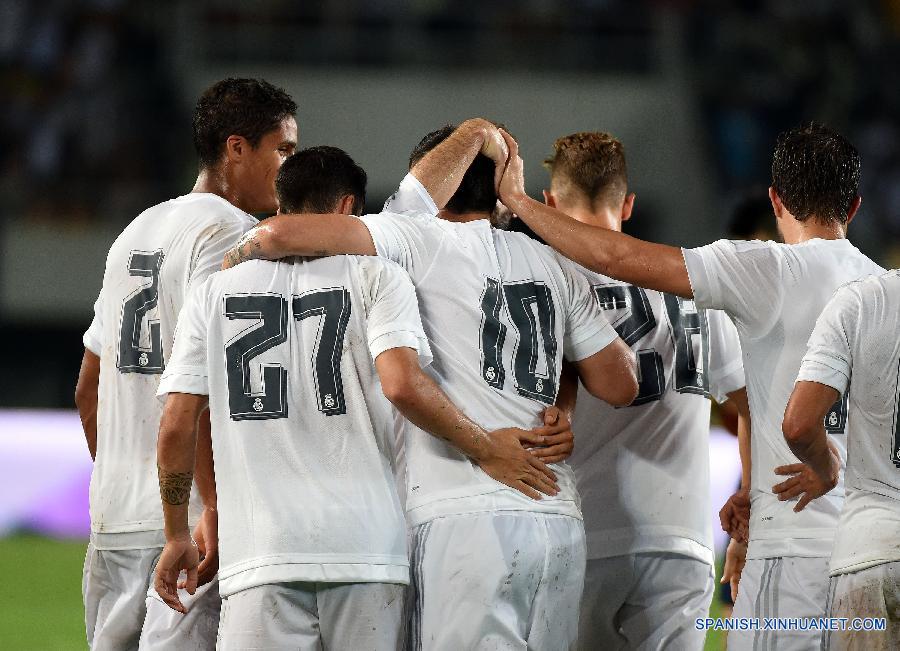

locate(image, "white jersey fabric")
(569, 268), (744, 566)
(158, 255), (431, 597)
(362, 176), (619, 527)
(682, 238), (884, 560)
(83, 194), (257, 549)
(797, 270), (900, 576)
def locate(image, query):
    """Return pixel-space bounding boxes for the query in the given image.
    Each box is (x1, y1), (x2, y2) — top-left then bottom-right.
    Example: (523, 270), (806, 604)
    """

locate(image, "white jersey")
(82, 194), (256, 549)
(683, 238), (884, 559)
(569, 267), (744, 566)
(797, 270), (900, 575)
(362, 175), (619, 527)
(158, 255), (431, 597)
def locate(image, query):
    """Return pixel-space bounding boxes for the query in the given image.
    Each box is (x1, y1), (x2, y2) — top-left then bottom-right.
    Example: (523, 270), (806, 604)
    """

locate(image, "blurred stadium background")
(2, 1), (899, 648)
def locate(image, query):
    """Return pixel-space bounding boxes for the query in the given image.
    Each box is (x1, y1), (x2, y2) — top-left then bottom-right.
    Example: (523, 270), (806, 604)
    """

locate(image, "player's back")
(360, 212), (616, 526)
(180, 255), (415, 597)
(818, 271), (900, 574)
(686, 237), (884, 557)
(569, 267), (743, 563)
(85, 194), (255, 542)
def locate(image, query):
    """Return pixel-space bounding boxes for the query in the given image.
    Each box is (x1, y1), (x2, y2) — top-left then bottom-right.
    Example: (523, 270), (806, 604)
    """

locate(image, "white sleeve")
(706, 309), (745, 403)
(681, 239), (783, 332)
(187, 217), (256, 296)
(157, 278), (212, 398)
(358, 212), (441, 280)
(796, 284), (858, 395)
(557, 254), (619, 361)
(382, 173), (439, 217)
(364, 261), (432, 367)
(83, 292), (104, 355)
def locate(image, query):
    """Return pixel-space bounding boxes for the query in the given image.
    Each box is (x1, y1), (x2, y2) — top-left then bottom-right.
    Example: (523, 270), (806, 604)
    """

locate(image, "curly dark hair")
(408, 125), (496, 214)
(276, 146), (367, 215)
(771, 123), (860, 224)
(192, 78), (297, 169)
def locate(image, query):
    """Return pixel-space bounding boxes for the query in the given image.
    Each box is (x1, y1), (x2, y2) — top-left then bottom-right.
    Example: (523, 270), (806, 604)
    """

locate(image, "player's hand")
(478, 123), (509, 194)
(772, 440), (842, 512)
(188, 507), (218, 588)
(478, 427), (560, 500)
(154, 534), (199, 614)
(497, 130), (526, 208)
(527, 406), (575, 464)
(721, 537), (747, 601)
(719, 488), (750, 543)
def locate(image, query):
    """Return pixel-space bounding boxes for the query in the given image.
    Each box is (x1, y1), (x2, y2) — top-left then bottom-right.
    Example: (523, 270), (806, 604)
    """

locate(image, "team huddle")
(74, 78), (900, 650)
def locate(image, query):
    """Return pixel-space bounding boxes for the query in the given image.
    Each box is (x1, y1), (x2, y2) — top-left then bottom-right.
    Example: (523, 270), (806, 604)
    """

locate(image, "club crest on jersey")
(485, 366), (497, 382)
(252, 398), (264, 412)
(138, 352), (149, 367)
(535, 379), (544, 393)
(324, 394), (335, 408)
(828, 411), (839, 427)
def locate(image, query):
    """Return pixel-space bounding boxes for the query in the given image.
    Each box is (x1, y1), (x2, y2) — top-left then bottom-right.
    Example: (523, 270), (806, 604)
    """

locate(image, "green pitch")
(0, 532), (728, 649)
(0, 534), (87, 650)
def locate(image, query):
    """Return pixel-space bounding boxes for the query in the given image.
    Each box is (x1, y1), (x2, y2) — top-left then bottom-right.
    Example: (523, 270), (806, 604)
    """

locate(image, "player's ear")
(845, 196), (861, 226)
(225, 135), (247, 162)
(336, 194), (356, 216)
(621, 192), (635, 222)
(768, 186), (783, 218)
(543, 189), (556, 208)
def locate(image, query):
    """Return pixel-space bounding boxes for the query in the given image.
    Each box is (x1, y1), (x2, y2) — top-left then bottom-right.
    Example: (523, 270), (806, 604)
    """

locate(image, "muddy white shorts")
(577, 552), (714, 650)
(217, 581), (406, 650)
(729, 556), (829, 651)
(408, 511), (586, 650)
(140, 573), (221, 650)
(823, 561), (900, 651)
(82, 543), (160, 650)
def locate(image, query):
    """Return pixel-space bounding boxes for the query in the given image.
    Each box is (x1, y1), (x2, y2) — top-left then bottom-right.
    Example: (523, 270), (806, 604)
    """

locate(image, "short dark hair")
(409, 125), (496, 214)
(771, 122), (860, 224)
(276, 146), (367, 215)
(193, 78), (297, 169)
(543, 132), (627, 207)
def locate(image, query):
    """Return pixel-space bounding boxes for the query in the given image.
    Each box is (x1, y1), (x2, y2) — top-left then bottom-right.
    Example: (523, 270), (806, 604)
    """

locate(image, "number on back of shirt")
(224, 288), (351, 421)
(117, 250), (165, 374)
(479, 278), (558, 405)
(592, 284), (710, 405)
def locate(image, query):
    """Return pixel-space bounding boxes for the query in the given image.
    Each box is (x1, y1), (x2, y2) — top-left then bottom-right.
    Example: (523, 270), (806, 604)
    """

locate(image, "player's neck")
(438, 209), (491, 223)
(558, 203), (622, 233)
(192, 166), (252, 214)
(780, 216), (847, 245)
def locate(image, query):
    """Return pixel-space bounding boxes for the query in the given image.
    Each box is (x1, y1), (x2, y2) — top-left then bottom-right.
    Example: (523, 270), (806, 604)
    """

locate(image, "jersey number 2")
(117, 250), (165, 374)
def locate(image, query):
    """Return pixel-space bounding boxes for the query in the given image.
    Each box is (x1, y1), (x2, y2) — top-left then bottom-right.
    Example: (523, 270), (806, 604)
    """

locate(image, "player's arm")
(530, 361), (579, 464)
(572, 339), (639, 407)
(497, 130), (693, 298)
(222, 119), (506, 268)
(191, 408), (218, 587)
(154, 391), (209, 613)
(75, 349), (100, 461)
(779, 381), (842, 511)
(719, 387), (752, 542)
(375, 347), (559, 500)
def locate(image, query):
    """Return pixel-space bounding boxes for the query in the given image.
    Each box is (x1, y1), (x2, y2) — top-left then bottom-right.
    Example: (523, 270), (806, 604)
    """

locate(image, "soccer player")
(74, 78), (297, 650)
(497, 123), (885, 651)
(222, 118), (639, 649)
(152, 142), (561, 649)
(542, 132), (747, 649)
(783, 270), (900, 649)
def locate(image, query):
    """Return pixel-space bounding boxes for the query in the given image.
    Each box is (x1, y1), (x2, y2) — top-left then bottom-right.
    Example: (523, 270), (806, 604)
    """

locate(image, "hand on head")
(497, 129), (526, 208)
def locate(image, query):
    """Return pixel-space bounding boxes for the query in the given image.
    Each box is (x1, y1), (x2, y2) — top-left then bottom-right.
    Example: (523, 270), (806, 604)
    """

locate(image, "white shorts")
(729, 556), (829, 651)
(408, 511), (586, 651)
(217, 581), (406, 650)
(140, 573), (221, 650)
(577, 552), (714, 651)
(83, 542), (160, 650)
(823, 561), (900, 651)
